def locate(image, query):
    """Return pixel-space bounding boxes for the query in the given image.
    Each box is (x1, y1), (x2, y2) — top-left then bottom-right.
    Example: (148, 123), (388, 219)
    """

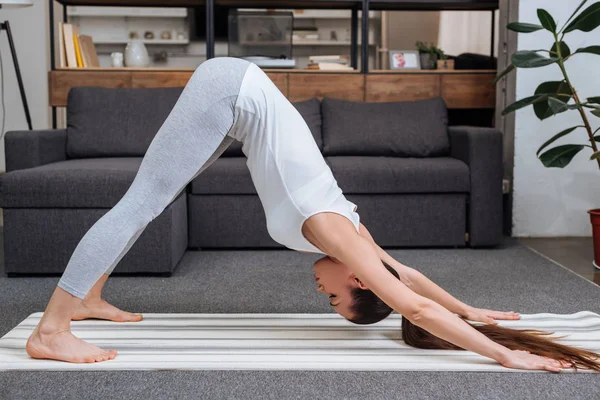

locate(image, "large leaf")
(537, 126), (580, 156)
(560, 0), (589, 32)
(537, 9), (557, 32)
(512, 51), (559, 68)
(574, 45), (600, 55)
(502, 94), (548, 116)
(507, 22), (544, 32)
(550, 41), (571, 58)
(539, 144), (585, 168)
(564, 2), (600, 32)
(533, 81), (573, 120)
(588, 96), (600, 104)
(492, 64), (515, 85)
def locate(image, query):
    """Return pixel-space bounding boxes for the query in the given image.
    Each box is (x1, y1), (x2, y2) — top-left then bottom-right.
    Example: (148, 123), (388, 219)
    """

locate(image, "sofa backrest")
(221, 97), (323, 157)
(321, 97), (450, 157)
(66, 87), (324, 159)
(66, 87), (183, 158)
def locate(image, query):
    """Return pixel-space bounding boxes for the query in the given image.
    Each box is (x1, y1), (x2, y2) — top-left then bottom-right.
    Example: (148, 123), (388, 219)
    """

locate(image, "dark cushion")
(321, 97), (450, 157)
(221, 98), (323, 157)
(190, 157), (256, 194)
(327, 156), (469, 194)
(66, 87), (183, 158)
(0, 158), (143, 208)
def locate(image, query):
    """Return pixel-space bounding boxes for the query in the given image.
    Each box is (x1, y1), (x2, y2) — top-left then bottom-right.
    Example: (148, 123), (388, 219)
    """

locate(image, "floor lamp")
(0, 0), (33, 130)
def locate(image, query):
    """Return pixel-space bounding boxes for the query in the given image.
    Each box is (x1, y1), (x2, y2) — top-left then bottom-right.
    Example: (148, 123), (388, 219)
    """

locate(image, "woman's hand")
(500, 350), (572, 372)
(461, 306), (521, 324)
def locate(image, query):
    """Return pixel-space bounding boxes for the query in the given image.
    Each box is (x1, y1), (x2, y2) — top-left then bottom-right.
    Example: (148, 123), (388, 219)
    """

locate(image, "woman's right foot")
(26, 325), (118, 363)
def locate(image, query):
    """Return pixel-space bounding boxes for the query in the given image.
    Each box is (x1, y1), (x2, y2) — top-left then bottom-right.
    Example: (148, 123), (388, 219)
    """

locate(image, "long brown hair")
(349, 262), (600, 372)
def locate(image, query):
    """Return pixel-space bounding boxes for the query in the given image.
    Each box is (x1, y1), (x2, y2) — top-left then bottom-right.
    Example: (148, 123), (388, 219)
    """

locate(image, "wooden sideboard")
(49, 68), (496, 109)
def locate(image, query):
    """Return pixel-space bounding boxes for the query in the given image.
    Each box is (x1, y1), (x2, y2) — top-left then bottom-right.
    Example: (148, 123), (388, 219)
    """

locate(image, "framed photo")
(389, 50), (420, 70)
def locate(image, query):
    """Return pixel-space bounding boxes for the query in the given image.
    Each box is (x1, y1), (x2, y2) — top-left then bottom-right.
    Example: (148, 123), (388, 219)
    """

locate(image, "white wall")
(513, 0), (600, 237)
(0, 1), (50, 172)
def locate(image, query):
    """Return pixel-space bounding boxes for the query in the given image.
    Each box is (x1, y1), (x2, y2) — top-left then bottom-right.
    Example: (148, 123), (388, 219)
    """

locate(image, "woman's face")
(313, 256), (366, 320)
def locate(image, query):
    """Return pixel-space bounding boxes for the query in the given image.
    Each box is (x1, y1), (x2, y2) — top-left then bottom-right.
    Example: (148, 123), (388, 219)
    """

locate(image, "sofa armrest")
(448, 126), (503, 247)
(4, 129), (67, 172)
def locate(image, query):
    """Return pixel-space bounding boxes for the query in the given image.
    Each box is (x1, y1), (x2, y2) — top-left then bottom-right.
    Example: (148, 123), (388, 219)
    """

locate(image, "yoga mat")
(1, 311), (599, 372)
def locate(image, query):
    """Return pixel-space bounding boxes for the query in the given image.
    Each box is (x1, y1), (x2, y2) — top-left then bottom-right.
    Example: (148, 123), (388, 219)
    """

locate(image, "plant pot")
(419, 53), (438, 70)
(589, 209), (600, 270)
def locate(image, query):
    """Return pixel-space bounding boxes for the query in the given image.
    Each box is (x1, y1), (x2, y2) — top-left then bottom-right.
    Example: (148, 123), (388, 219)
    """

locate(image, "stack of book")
(306, 55), (353, 71)
(58, 22), (100, 68)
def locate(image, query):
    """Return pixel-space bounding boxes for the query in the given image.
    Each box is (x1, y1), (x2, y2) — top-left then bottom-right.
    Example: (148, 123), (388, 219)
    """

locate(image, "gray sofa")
(0, 87), (503, 276)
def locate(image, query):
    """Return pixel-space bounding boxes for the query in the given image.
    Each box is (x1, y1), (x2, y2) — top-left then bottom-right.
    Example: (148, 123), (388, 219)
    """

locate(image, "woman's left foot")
(72, 299), (143, 322)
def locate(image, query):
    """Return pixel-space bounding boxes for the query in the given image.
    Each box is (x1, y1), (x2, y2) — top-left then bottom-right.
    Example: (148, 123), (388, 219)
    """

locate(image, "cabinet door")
(366, 74), (440, 102)
(288, 73), (364, 102)
(441, 74), (496, 109)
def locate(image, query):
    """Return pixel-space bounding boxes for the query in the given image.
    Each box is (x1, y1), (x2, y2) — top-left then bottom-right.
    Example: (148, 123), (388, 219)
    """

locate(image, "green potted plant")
(415, 41), (444, 70)
(494, 1), (600, 268)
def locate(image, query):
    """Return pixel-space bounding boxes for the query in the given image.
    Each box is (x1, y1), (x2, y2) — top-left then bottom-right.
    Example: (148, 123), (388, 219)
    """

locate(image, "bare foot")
(26, 326), (118, 363)
(72, 299), (143, 322)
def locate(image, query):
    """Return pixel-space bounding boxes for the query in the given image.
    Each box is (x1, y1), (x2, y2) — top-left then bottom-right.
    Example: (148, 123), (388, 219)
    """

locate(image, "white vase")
(124, 40), (150, 67)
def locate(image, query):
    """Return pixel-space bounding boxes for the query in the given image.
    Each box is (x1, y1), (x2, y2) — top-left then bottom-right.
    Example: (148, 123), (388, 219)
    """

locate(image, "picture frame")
(389, 50), (421, 70)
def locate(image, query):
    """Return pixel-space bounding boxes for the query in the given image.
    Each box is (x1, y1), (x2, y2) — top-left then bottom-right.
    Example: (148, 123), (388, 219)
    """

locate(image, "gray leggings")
(57, 57), (251, 299)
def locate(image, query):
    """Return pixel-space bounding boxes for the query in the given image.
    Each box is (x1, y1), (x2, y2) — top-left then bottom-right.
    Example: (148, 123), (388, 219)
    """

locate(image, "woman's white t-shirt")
(227, 63), (360, 254)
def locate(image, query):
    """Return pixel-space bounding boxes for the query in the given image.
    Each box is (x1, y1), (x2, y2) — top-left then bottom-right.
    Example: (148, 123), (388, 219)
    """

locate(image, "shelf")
(372, 69), (497, 74)
(67, 6), (187, 17)
(294, 40), (376, 46)
(57, 0), (498, 10)
(58, 0), (201, 6)
(369, 0), (498, 11)
(56, 0), (363, 8)
(238, 9), (380, 18)
(217, 1), (362, 9)
(53, 67), (361, 73)
(93, 39), (190, 44)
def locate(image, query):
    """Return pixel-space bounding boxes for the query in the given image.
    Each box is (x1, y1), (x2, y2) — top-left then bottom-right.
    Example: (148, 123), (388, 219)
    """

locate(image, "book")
(308, 58), (349, 65)
(309, 55), (348, 61)
(62, 23), (77, 68)
(307, 62), (354, 71)
(78, 35), (100, 68)
(73, 34), (83, 68)
(58, 22), (66, 68)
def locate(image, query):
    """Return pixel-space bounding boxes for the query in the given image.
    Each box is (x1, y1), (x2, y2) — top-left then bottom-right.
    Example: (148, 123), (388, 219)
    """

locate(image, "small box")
(437, 59), (455, 70)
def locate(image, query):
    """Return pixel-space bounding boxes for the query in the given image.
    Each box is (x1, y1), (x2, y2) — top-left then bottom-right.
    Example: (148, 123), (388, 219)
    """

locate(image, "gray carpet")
(1, 240), (600, 399)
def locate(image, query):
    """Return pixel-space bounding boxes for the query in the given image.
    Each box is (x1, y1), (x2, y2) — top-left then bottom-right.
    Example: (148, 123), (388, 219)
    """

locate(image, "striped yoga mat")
(1, 311), (599, 372)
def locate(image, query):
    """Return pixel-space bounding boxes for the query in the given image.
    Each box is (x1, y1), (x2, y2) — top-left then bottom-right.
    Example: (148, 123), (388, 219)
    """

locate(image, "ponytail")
(349, 261), (600, 372)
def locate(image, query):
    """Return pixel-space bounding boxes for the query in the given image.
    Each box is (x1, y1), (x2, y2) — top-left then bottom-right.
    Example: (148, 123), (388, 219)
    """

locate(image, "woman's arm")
(357, 223), (471, 316)
(306, 213), (562, 370)
(326, 231), (513, 364)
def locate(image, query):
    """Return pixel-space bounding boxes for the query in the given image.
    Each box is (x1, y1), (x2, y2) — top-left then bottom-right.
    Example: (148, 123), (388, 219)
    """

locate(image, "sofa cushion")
(327, 156), (469, 194)
(0, 158), (142, 208)
(190, 157), (256, 194)
(221, 98), (323, 157)
(321, 97), (450, 157)
(67, 87), (183, 158)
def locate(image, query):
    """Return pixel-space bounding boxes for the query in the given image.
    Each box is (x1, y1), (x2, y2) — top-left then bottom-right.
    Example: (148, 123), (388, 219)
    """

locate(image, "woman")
(26, 57), (599, 371)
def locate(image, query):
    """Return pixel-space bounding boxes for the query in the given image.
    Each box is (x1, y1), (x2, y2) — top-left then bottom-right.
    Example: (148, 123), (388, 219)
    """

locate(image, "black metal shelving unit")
(49, 0), (499, 126)
(51, 0), (499, 72)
